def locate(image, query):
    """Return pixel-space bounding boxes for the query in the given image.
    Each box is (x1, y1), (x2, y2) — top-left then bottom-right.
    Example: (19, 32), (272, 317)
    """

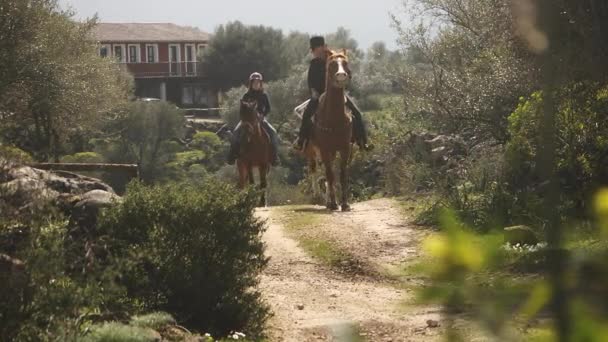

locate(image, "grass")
(272, 206), (370, 276)
(82, 322), (159, 342)
(130, 312), (175, 330)
(397, 194), (443, 227)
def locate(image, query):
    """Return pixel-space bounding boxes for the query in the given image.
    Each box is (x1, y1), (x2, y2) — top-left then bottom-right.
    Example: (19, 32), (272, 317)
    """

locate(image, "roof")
(93, 23), (210, 43)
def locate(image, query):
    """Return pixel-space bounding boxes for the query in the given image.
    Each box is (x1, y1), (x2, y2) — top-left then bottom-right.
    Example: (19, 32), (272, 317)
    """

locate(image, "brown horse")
(304, 50), (353, 211)
(236, 99), (272, 207)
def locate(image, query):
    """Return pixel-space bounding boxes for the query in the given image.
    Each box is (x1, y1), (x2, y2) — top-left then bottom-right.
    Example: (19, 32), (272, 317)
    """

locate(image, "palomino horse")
(236, 99), (272, 207)
(304, 50), (353, 211)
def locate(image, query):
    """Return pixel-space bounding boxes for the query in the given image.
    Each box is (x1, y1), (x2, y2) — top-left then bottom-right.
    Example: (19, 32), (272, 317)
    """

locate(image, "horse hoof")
(327, 203), (339, 211)
(341, 204), (351, 212)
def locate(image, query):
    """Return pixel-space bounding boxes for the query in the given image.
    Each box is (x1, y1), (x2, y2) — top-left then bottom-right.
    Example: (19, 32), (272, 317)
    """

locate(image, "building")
(93, 23), (218, 109)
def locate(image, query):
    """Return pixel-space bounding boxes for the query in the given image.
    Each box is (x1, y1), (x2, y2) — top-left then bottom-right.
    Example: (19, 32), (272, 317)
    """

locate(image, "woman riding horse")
(235, 99), (272, 207)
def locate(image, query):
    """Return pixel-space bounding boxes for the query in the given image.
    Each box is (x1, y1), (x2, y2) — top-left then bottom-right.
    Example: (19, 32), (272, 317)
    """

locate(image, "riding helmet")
(249, 72), (263, 82)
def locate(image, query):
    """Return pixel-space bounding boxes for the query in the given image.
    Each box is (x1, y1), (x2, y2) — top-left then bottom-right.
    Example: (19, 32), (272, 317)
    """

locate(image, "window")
(99, 45), (110, 58)
(113, 45), (125, 62)
(146, 44), (158, 63)
(128, 44), (140, 63)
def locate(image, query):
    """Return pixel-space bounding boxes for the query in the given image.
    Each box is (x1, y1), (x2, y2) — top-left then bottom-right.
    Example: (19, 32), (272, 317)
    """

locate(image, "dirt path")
(258, 198), (443, 342)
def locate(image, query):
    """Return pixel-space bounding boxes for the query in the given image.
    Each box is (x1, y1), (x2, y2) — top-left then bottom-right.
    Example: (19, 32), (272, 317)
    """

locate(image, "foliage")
(391, 0), (537, 143)
(201, 21), (288, 91)
(83, 322), (160, 342)
(504, 85), (608, 223)
(0, 214), (128, 341)
(417, 191), (608, 340)
(97, 181), (270, 338)
(130, 312), (176, 330)
(0, 0), (132, 160)
(61, 151), (105, 163)
(97, 101), (186, 184)
(0, 144), (33, 164)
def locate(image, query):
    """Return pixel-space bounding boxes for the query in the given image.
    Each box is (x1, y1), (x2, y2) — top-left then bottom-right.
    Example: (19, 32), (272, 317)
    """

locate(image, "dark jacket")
(308, 57), (326, 96)
(242, 90), (271, 116)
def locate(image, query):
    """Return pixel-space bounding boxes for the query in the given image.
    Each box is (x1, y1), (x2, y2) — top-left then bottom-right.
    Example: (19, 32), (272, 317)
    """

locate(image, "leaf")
(519, 281), (551, 319)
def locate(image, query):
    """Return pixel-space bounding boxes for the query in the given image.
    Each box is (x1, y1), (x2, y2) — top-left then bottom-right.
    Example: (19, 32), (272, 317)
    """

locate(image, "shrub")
(505, 84), (608, 223)
(83, 322), (159, 342)
(97, 180), (270, 338)
(61, 152), (105, 164)
(0, 215), (128, 341)
(130, 312), (176, 330)
(0, 145), (33, 165)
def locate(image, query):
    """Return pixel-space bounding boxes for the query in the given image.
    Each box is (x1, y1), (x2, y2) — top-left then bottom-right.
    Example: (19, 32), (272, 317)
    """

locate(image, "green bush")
(97, 180), (270, 338)
(0, 145), (33, 164)
(505, 84), (608, 223)
(130, 312), (176, 330)
(0, 215), (128, 341)
(83, 322), (159, 342)
(61, 152), (105, 164)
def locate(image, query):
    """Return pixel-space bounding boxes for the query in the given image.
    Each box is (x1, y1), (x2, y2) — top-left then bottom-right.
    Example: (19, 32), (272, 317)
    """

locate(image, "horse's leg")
(339, 149), (351, 212)
(237, 162), (247, 189)
(323, 155), (338, 211)
(258, 164), (268, 207)
(248, 165), (255, 186)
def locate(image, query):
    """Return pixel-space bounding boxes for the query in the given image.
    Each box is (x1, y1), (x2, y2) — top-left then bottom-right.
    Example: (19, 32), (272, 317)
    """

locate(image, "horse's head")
(239, 99), (260, 144)
(326, 49), (351, 89)
(240, 99), (259, 122)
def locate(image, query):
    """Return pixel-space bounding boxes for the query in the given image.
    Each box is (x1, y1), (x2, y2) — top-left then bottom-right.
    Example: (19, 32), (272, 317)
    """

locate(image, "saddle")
(293, 94), (352, 121)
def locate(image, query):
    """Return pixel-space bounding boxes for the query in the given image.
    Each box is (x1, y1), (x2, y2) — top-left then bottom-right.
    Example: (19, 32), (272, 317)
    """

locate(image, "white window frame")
(145, 44), (159, 63)
(185, 44), (196, 74)
(168, 44), (181, 75)
(112, 44), (126, 63)
(168, 44), (181, 62)
(99, 44), (111, 58)
(127, 44), (141, 63)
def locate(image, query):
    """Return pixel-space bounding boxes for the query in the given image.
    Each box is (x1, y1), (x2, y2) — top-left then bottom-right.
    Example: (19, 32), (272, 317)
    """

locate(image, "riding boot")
(262, 119), (280, 166)
(346, 96), (373, 151)
(227, 122), (242, 165)
(295, 98), (319, 150)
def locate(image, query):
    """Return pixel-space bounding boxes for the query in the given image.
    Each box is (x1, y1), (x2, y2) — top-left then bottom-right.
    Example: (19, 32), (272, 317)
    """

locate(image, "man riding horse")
(294, 36), (372, 152)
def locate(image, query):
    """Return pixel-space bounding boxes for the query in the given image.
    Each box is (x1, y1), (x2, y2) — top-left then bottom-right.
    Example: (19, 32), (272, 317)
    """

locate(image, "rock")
(1, 163), (121, 236)
(504, 225), (539, 246)
(1, 165), (116, 210)
(76, 190), (121, 208)
(296, 304), (305, 310)
(426, 319), (440, 328)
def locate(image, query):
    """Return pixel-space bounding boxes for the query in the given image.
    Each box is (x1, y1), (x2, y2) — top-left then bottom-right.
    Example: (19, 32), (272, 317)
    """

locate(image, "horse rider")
(228, 72), (279, 166)
(293, 36), (372, 152)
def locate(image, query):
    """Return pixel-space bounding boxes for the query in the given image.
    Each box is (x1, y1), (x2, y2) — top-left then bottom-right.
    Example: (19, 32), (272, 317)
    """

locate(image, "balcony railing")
(118, 62), (205, 78)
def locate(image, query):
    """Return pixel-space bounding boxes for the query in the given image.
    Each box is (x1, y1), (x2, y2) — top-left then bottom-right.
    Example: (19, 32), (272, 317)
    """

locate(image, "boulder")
(1, 165), (116, 209)
(504, 225), (539, 246)
(71, 190), (121, 230)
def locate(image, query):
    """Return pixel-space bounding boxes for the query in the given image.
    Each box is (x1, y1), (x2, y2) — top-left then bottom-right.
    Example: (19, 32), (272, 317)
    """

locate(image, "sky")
(58, 0), (404, 50)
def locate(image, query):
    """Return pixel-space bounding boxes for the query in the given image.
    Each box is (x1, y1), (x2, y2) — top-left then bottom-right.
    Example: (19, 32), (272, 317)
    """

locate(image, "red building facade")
(94, 23), (217, 108)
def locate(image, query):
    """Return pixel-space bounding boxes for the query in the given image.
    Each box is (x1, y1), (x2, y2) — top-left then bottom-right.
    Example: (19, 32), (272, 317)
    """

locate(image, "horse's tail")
(304, 143), (318, 173)
(309, 158), (317, 173)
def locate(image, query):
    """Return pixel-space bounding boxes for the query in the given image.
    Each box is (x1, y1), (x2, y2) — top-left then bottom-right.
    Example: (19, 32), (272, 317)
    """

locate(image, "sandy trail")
(258, 199), (442, 342)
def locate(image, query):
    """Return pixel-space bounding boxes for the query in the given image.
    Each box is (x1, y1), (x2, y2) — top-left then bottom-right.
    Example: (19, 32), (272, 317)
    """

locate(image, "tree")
(201, 21), (288, 91)
(0, 0), (132, 161)
(391, 0), (538, 142)
(282, 31), (311, 68)
(326, 27), (363, 58)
